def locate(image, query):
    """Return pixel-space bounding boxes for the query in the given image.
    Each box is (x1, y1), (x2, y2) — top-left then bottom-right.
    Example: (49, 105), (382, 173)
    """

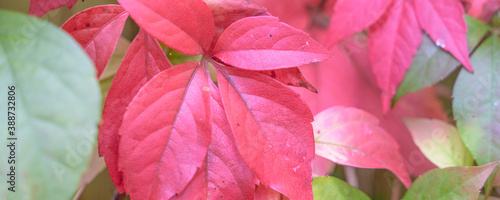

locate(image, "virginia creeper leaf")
(100, 37), (131, 81)
(118, 63), (211, 200)
(212, 16), (331, 70)
(61, 5), (129, 78)
(73, 147), (107, 199)
(117, 0), (215, 55)
(254, 185), (283, 200)
(294, 44), (382, 115)
(172, 81), (255, 200)
(98, 29), (171, 192)
(395, 16), (491, 101)
(383, 87), (450, 176)
(28, 0), (78, 17)
(327, 0), (392, 45)
(465, 0), (500, 22)
(413, 0), (473, 71)
(313, 106), (412, 188)
(0, 10), (100, 200)
(368, 0), (422, 113)
(403, 161), (500, 200)
(453, 36), (500, 165)
(217, 66), (315, 200)
(312, 176), (370, 200)
(402, 118), (474, 168)
(253, 0), (316, 30)
(204, 0), (269, 51)
(260, 67), (318, 93)
(484, 166), (500, 198)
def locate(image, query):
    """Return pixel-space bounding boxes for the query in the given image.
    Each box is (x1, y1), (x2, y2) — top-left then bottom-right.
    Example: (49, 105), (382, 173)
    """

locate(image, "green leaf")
(312, 176), (370, 200)
(395, 15), (491, 101)
(402, 118), (474, 168)
(403, 161), (499, 200)
(0, 10), (100, 200)
(452, 36), (500, 165)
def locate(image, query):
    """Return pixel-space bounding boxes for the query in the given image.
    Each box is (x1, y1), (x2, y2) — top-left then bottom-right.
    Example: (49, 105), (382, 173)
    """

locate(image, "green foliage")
(403, 162), (499, 200)
(395, 16), (491, 101)
(453, 36), (500, 165)
(402, 118), (474, 168)
(0, 10), (100, 200)
(312, 176), (370, 200)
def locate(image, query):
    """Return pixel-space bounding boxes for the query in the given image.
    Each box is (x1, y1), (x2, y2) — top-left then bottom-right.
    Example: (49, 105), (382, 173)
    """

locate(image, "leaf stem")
(390, 179), (401, 200)
(345, 166), (359, 188)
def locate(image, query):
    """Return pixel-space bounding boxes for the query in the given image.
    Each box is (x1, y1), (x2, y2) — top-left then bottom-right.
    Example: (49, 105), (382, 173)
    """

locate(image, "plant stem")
(391, 179), (401, 200)
(344, 166), (359, 188)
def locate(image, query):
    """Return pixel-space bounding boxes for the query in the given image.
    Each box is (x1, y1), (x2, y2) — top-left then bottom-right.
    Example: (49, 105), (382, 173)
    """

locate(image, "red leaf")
(294, 45), (382, 116)
(29, 0), (78, 17)
(61, 5), (129, 78)
(368, 0), (422, 113)
(216, 66), (315, 200)
(205, 0), (269, 51)
(413, 0), (472, 71)
(465, 0), (500, 22)
(313, 106), (412, 188)
(212, 16), (331, 70)
(173, 81), (256, 200)
(254, 185), (285, 200)
(118, 63), (211, 199)
(117, 0), (214, 55)
(98, 29), (171, 192)
(327, 0), (392, 45)
(260, 67), (318, 93)
(253, 0), (314, 30)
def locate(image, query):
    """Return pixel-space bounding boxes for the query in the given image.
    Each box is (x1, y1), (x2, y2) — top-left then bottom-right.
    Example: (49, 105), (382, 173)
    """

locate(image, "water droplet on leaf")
(436, 38), (446, 48)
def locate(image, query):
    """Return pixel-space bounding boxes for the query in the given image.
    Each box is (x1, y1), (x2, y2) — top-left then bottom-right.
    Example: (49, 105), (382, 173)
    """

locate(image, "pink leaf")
(313, 106), (412, 188)
(260, 67), (318, 93)
(212, 16), (331, 70)
(254, 185), (284, 200)
(29, 0), (78, 17)
(118, 63), (211, 199)
(253, 0), (314, 30)
(61, 5), (129, 78)
(368, 0), (422, 113)
(466, 0), (500, 22)
(327, 0), (392, 45)
(380, 87), (448, 176)
(294, 44), (382, 116)
(413, 0), (472, 71)
(173, 81), (256, 200)
(98, 29), (171, 192)
(216, 66), (315, 200)
(205, 0), (269, 51)
(117, 0), (214, 55)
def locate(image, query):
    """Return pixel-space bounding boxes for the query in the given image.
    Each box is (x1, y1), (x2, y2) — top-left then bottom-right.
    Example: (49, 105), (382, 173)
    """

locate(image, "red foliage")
(40, 0), (485, 198)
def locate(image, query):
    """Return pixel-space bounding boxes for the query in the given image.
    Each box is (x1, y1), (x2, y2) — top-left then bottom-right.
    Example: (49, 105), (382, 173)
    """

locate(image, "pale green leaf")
(452, 36), (500, 165)
(312, 176), (370, 200)
(403, 162), (499, 200)
(402, 118), (474, 168)
(0, 10), (100, 200)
